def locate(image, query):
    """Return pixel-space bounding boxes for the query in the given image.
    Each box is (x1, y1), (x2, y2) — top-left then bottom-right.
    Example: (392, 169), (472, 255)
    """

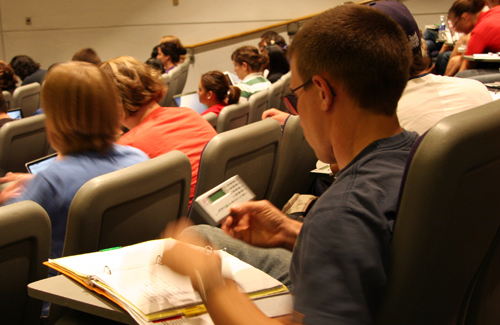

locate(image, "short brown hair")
(42, 61), (121, 155)
(289, 5), (411, 116)
(99, 56), (167, 118)
(72, 48), (102, 65)
(0, 61), (17, 92)
(231, 46), (269, 73)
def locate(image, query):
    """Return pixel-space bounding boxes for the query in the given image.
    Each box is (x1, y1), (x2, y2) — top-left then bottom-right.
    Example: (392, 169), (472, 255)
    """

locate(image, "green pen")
(99, 246), (122, 252)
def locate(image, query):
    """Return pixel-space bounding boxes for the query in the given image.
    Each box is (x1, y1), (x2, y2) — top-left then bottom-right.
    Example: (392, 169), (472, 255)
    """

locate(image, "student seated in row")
(0, 62), (149, 262)
(197, 70), (241, 116)
(100, 56), (217, 204)
(161, 4), (419, 324)
(231, 45), (271, 99)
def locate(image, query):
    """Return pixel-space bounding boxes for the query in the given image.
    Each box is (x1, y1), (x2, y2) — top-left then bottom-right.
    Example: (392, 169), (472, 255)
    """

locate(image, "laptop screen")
(173, 91), (208, 115)
(7, 109), (23, 120)
(26, 153), (58, 175)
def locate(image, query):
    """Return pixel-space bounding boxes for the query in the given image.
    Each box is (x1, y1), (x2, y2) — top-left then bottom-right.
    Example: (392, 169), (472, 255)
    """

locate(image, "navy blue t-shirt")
(290, 130), (418, 324)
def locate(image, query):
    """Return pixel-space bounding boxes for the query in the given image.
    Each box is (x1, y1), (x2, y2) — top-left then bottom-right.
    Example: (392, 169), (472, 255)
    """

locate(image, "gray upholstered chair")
(376, 99), (500, 324)
(248, 89), (269, 123)
(2, 91), (12, 110)
(189, 118), (282, 225)
(267, 78), (284, 110)
(0, 201), (51, 325)
(62, 150), (192, 256)
(0, 114), (50, 176)
(279, 72), (291, 112)
(267, 115), (317, 210)
(12, 83), (41, 117)
(158, 73), (172, 107)
(202, 112), (218, 129)
(216, 101), (250, 133)
(175, 57), (190, 95)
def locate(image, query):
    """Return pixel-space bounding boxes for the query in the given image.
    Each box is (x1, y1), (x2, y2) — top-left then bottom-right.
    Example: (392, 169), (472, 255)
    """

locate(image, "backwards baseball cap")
(368, 1), (421, 53)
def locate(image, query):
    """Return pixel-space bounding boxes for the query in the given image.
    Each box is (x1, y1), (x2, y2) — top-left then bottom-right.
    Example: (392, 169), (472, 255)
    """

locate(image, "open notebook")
(46, 238), (288, 324)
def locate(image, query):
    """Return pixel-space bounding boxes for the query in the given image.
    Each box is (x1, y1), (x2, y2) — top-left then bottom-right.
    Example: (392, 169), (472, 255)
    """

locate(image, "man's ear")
(312, 76), (335, 111)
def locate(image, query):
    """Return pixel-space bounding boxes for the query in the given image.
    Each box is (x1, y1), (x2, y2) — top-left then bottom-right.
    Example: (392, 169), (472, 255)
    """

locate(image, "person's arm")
(222, 200), (302, 251)
(262, 109), (290, 126)
(162, 240), (290, 325)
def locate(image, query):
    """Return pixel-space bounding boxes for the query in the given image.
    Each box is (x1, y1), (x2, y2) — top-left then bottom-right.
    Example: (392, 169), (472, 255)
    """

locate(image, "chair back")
(0, 201), (50, 325)
(216, 101), (250, 133)
(175, 57), (190, 95)
(190, 118), (281, 225)
(158, 73), (172, 107)
(248, 89), (269, 123)
(376, 99), (500, 324)
(202, 112), (218, 129)
(2, 91), (11, 110)
(268, 78), (284, 110)
(63, 150), (192, 256)
(12, 83), (41, 117)
(267, 115), (317, 209)
(279, 72), (291, 112)
(0, 114), (49, 176)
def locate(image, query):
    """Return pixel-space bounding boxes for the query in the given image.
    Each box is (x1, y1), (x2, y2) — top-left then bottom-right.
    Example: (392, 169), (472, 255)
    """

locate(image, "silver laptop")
(173, 91), (208, 114)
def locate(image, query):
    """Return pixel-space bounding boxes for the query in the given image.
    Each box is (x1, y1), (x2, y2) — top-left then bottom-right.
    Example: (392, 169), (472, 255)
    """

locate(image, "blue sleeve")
(8, 174), (59, 217)
(291, 207), (389, 325)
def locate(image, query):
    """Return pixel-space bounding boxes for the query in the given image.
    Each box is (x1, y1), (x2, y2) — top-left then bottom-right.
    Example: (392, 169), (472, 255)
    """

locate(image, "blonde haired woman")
(0, 61), (149, 260)
(100, 56), (217, 204)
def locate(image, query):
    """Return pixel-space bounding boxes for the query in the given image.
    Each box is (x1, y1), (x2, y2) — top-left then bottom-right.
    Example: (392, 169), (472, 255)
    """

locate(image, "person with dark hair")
(157, 41), (186, 73)
(231, 45), (271, 99)
(262, 44), (290, 83)
(71, 48), (102, 65)
(0, 62), (149, 261)
(0, 92), (13, 128)
(198, 70), (241, 116)
(159, 4), (419, 324)
(259, 31), (287, 53)
(159, 35), (187, 63)
(100, 56), (216, 204)
(449, 0), (500, 76)
(145, 58), (164, 73)
(9, 55), (47, 86)
(0, 60), (17, 94)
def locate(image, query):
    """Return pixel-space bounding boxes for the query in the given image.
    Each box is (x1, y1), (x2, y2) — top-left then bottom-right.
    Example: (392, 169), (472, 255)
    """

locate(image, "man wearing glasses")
(164, 3), (418, 324)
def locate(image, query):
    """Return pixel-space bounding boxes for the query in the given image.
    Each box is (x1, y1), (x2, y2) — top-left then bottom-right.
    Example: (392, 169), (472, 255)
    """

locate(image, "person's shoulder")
(111, 144), (150, 162)
(431, 74), (491, 95)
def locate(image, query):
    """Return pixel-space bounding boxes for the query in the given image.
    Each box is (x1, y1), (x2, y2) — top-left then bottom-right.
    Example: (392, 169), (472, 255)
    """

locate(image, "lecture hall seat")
(0, 201), (51, 325)
(63, 150), (192, 256)
(376, 99), (500, 324)
(189, 118), (282, 225)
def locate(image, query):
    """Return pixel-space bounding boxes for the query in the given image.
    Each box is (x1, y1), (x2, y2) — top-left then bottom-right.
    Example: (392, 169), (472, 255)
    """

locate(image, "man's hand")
(222, 200), (301, 251)
(262, 109), (290, 126)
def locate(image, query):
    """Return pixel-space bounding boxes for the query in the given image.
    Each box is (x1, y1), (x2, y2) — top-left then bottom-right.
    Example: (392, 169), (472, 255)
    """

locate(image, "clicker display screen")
(209, 189), (226, 203)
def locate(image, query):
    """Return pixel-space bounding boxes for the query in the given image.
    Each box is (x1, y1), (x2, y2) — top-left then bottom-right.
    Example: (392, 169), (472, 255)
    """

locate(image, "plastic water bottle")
(439, 15), (447, 41)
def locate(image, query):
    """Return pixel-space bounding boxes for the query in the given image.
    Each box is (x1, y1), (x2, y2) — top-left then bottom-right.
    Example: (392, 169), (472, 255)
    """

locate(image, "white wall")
(0, 0), (455, 92)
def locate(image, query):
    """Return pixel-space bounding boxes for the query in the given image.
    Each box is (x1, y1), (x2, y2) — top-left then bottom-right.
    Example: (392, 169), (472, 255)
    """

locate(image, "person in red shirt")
(100, 56), (217, 204)
(198, 70), (241, 116)
(448, 0), (500, 73)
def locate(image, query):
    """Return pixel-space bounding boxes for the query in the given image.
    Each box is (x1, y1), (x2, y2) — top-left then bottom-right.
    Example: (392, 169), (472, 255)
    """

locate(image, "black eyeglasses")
(281, 77), (336, 115)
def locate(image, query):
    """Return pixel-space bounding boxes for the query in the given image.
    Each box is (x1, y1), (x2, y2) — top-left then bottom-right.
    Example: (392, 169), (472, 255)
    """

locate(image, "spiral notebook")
(45, 238), (288, 324)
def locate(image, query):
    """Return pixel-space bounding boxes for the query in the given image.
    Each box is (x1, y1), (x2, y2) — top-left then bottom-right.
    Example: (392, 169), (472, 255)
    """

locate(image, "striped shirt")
(236, 73), (271, 99)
